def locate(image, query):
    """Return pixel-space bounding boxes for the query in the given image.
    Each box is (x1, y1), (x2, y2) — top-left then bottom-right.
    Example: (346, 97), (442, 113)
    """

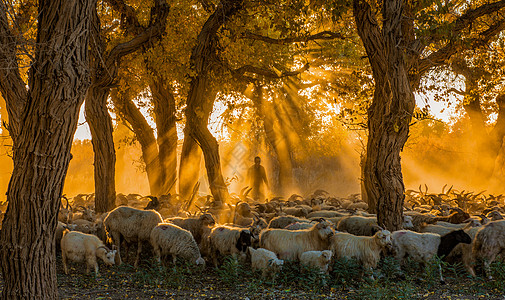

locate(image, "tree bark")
(179, 128), (203, 200)
(86, 85), (117, 213)
(354, 0), (415, 230)
(150, 76), (178, 194)
(0, 0), (93, 298)
(112, 89), (163, 195)
(182, 0), (243, 203)
(86, 0), (169, 211)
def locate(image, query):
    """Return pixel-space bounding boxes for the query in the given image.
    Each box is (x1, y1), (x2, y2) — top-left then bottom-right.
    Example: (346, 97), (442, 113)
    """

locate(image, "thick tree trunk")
(0, 0), (93, 298)
(85, 86), (117, 213)
(182, 0), (243, 203)
(179, 130), (203, 200)
(354, 0), (415, 230)
(112, 89), (163, 195)
(150, 77), (178, 194)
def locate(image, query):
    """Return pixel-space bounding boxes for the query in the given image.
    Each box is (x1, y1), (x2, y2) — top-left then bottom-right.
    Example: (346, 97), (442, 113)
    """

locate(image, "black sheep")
(437, 229), (472, 258)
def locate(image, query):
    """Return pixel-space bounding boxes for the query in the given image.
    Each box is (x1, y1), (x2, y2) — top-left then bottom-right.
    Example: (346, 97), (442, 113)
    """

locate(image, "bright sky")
(73, 94), (458, 141)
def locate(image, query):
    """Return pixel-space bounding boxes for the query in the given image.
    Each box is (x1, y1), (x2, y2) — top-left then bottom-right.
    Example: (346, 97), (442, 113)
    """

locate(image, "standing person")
(247, 156), (269, 201)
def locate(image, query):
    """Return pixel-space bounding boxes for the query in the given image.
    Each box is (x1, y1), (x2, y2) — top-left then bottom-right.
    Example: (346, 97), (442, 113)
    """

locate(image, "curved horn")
(61, 195), (70, 210)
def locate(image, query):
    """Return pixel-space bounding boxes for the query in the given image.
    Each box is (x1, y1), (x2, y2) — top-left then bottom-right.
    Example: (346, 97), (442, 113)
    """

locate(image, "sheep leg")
(111, 231), (123, 265)
(463, 250), (476, 277)
(153, 244), (161, 264)
(87, 255), (97, 276)
(62, 251), (69, 275)
(438, 262), (444, 284)
(134, 241), (142, 268)
(484, 253), (497, 280)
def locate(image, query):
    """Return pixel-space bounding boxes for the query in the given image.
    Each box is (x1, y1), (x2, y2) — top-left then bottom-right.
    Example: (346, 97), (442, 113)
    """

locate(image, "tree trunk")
(150, 77), (178, 194)
(85, 0), (169, 210)
(251, 85), (291, 195)
(0, 0), (93, 298)
(354, 0), (415, 230)
(179, 129), (202, 200)
(85, 86), (117, 213)
(182, 0), (243, 203)
(112, 89), (163, 195)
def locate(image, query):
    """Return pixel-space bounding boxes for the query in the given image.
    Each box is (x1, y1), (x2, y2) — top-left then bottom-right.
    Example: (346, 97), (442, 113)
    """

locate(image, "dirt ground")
(1, 255), (505, 300)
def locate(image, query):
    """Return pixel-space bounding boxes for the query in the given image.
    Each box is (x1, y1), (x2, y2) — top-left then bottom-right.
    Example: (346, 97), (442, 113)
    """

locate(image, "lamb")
(103, 206), (163, 267)
(472, 220), (505, 279)
(391, 229), (471, 283)
(300, 250), (332, 274)
(60, 230), (116, 275)
(330, 230), (391, 278)
(208, 225), (252, 266)
(248, 247), (284, 277)
(165, 213), (216, 244)
(150, 223), (205, 266)
(259, 220), (334, 261)
(268, 216), (309, 229)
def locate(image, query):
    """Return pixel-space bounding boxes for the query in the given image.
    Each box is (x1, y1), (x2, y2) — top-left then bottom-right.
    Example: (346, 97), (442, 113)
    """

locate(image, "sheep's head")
(487, 211), (503, 221)
(235, 230), (252, 252)
(321, 250), (332, 263)
(374, 230), (392, 248)
(268, 258), (284, 267)
(402, 215), (414, 229)
(196, 257), (206, 266)
(97, 246), (116, 266)
(314, 220), (334, 240)
(200, 213), (216, 227)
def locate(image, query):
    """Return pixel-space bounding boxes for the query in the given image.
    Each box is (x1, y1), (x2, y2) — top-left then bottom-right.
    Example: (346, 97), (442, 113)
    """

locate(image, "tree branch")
(416, 19), (505, 79)
(0, 1), (27, 140)
(94, 0), (169, 88)
(104, 0), (143, 35)
(232, 63), (310, 81)
(447, 88), (466, 96)
(427, 0), (505, 44)
(353, 0), (386, 78)
(242, 30), (346, 45)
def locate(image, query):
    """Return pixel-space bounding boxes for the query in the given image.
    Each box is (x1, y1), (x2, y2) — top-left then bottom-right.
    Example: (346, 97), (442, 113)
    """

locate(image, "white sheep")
(103, 206), (163, 267)
(61, 230), (116, 275)
(150, 223), (205, 266)
(472, 220), (505, 279)
(300, 250), (332, 274)
(208, 225), (252, 266)
(165, 213), (216, 244)
(330, 230), (391, 279)
(392, 229), (471, 282)
(248, 247), (284, 277)
(259, 220), (334, 261)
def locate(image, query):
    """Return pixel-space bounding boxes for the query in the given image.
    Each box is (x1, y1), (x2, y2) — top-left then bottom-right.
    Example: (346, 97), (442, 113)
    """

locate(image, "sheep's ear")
(112, 245), (117, 251)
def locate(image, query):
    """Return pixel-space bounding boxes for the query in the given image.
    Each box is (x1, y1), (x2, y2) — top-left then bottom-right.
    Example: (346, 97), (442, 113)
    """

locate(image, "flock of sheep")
(23, 187), (505, 285)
